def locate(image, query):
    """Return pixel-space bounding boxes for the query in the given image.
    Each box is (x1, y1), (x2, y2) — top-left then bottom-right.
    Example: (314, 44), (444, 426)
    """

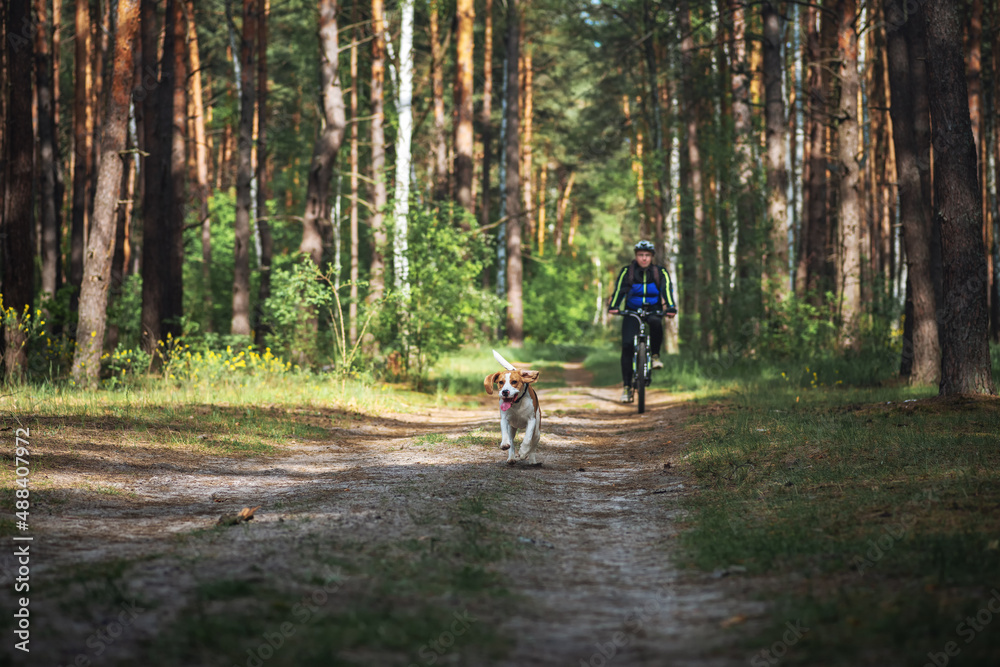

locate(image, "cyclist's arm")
(607, 266), (630, 313)
(659, 265), (678, 316)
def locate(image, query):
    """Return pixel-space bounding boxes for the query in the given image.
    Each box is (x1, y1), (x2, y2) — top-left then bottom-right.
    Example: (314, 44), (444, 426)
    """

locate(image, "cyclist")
(607, 240), (678, 403)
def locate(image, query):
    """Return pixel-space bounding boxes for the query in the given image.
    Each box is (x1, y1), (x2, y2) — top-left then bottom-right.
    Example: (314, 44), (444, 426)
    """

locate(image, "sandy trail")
(2, 372), (763, 666)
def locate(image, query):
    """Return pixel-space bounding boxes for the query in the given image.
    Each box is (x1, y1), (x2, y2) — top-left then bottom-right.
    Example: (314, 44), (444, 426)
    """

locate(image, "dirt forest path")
(4, 371), (765, 667)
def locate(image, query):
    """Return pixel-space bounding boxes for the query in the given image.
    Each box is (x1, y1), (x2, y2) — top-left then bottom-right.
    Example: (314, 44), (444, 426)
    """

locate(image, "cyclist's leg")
(621, 316), (639, 386)
(649, 317), (664, 356)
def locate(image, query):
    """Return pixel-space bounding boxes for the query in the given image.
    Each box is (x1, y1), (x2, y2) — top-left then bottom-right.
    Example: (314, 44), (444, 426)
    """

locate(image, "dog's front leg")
(517, 417), (539, 463)
(499, 415), (517, 463)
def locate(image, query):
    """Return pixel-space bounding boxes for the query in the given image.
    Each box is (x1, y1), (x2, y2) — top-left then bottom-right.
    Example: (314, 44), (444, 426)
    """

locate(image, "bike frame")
(616, 309), (663, 413)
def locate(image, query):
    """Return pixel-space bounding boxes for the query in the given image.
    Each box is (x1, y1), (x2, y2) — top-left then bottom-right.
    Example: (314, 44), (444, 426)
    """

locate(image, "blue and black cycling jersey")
(608, 261), (677, 312)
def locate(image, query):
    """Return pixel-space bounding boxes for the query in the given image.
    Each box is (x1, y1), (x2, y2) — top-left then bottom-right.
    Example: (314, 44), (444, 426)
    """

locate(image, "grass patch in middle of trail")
(677, 382), (1000, 666)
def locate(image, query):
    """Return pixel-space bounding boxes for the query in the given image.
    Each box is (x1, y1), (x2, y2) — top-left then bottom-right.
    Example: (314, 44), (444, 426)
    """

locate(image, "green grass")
(678, 377), (1000, 666)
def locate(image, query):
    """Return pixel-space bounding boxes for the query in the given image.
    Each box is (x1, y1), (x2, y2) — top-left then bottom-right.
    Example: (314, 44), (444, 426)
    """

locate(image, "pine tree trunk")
(554, 169), (575, 256)
(680, 0), (703, 348)
(536, 158), (547, 256)
(71, 0), (93, 315)
(802, 2), (828, 303)
(504, 0), (523, 346)
(430, 1), (447, 200)
(729, 0), (757, 315)
(923, 0), (995, 395)
(455, 0), (475, 213)
(255, 0), (272, 338)
(186, 0), (213, 332)
(367, 0), (387, 315)
(73, 0), (141, 386)
(36, 0), (62, 305)
(3, 0), (36, 382)
(349, 7), (359, 345)
(232, 0), (256, 336)
(836, 0), (862, 346)
(140, 0), (170, 355)
(520, 45), (533, 246)
(480, 0), (494, 230)
(886, 6), (940, 386)
(763, 0), (789, 301)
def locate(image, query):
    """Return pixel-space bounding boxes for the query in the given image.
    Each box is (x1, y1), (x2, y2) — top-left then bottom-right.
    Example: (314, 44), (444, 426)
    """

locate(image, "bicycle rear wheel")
(636, 341), (647, 414)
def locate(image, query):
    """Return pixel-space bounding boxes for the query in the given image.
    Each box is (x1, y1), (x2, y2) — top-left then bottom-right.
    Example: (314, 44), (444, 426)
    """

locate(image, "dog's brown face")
(484, 370), (540, 396)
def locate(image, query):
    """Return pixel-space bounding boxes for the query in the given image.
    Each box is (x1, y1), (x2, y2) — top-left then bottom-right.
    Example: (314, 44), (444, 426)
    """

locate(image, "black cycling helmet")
(634, 240), (655, 254)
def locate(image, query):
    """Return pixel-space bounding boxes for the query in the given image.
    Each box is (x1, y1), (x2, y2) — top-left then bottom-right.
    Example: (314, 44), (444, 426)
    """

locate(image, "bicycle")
(615, 309), (663, 414)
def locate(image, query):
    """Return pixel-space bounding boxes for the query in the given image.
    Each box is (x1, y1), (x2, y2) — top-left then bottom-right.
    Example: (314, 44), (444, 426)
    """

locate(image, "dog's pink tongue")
(500, 400), (513, 412)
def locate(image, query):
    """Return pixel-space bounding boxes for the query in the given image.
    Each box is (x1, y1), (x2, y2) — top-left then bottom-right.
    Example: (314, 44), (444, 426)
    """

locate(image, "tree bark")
(255, 0), (272, 339)
(554, 169), (575, 255)
(36, 0), (62, 306)
(763, 0), (789, 301)
(167, 0), (187, 339)
(455, 0), (475, 213)
(367, 0), (387, 313)
(922, 0), (996, 395)
(232, 0), (256, 337)
(679, 0), (702, 348)
(802, 2), (828, 303)
(3, 0), (36, 381)
(139, 0), (167, 355)
(186, 0), (213, 332)
(504, 0), (523, 346)
(430, 1), (447, 200)
(729, 0), (757, 314)
(520, 45), (533, 246)
(836, 0), (862, 346)
(479, 0), (494, 230)
(349, 5), (359, 344)
(886, 1), (939, 385)
(393, 0), (414, 296)
(71, 0), (93, 315)
(72, 0), (141, 386)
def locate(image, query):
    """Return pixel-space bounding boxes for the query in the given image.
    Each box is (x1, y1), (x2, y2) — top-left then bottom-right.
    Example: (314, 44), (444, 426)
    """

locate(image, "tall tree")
(504, 0), (523, 346)
(679, 0), (703, 347)
(455, 0), (475, 212)
(886, 0), (939, 385)
(139, 0), (166, 354)
(835, 0), (862, 345)
(301, 0), (347, 269)
(367, 0), (388, 314)
(36, 0), (62, 306)
(762, 0), (789, 300)
(187, 0), (213, 331)
(349, 4), (360, 344)
(800, 2), (828, 303)
(393, 0), (414, 297)
(728, 0), (757, 313)
(255, 0), (273, 338)
(479, 0), (494, 230)
(168, 0), (188, 338)
(71, 0), (93, 314)
(520, 44), (534, 245)
(2, 0), (36, 381)
(923, 0), (996, 395)
(73, 0), (141, 386)
(430, 0), (447, 200)
(232, 0), (257, 336)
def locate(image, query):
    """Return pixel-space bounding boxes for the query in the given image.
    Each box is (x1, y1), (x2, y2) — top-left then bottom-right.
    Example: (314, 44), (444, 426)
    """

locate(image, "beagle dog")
(484, 350), (542, 465)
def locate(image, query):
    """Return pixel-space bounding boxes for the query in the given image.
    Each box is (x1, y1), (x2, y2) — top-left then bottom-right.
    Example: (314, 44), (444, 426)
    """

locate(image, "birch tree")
(392, 0), (414, 297)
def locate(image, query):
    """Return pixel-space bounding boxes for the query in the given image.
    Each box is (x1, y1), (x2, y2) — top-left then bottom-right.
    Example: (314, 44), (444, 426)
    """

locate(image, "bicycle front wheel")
(636, 341), (647, 414)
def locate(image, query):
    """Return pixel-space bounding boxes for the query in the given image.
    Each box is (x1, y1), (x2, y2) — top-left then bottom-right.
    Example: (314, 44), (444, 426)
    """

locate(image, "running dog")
(484, 350), (541, 464)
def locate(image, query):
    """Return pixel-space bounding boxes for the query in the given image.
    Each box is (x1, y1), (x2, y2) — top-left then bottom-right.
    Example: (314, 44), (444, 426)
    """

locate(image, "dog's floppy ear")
(484, 372), (501, 395)
(520, 370), (540, 383)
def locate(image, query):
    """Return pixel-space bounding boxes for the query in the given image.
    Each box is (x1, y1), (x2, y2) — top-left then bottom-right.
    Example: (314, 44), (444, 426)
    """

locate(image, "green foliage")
(523, 255), (600, 345)
(106, 275), (144, 351)
(378, 205), (502, 383)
